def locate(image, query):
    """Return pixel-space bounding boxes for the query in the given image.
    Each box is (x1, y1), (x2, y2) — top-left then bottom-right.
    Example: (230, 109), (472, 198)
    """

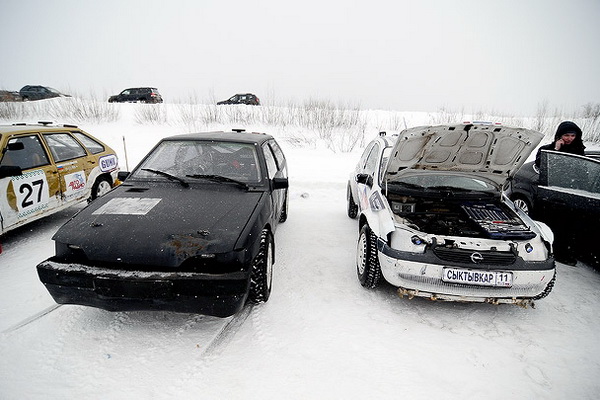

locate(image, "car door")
(42, 132), (93, 205)
(267, 140), (288, 217)
(262, 142), (286, 222)
(0, 133), (60, 233)
(356, 141), (382, 212)
(536, 151), (600, 265)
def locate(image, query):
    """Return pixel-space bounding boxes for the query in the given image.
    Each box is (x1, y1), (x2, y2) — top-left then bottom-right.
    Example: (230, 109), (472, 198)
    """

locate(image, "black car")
(217, 93), (260, 106)
(19, 85), (70, 101)
(108, 87), (163, 103)
(37, 130), (289, 317)
(535, 150), (600, 267)
(506, 150), (600, 216)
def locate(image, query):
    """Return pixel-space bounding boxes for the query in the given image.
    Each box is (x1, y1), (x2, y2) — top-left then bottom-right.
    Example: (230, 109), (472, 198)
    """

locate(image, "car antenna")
(232, 128), (245, 133)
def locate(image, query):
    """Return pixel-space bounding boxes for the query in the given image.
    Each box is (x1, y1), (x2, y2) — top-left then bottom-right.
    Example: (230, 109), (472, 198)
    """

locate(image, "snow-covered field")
(1, 105), (600, 399)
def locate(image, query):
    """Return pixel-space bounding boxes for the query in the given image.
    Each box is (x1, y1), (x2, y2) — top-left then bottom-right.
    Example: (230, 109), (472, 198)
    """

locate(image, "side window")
(364, 143), (381, 175)
(262, 143), (278, 179)
(268, 140), (286, 171)
(72, 132), (105, 154)
(379, 147), (392, 183)
(358, 143), (375, 170)
(546, 152), (600, 194)
(43, 133), (87, 162)
(0, 135), (50, 170)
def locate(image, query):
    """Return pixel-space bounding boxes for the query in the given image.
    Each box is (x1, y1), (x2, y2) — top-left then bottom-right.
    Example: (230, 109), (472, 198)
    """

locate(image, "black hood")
(53, 183), (264, 267)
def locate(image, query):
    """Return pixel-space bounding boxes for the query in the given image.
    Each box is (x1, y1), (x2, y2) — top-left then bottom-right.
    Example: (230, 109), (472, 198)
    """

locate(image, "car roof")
(0, 122), (82, 135)
(163, 130), (274, 144)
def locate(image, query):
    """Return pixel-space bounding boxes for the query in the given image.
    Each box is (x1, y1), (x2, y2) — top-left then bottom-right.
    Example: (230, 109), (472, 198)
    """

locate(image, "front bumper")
(377, 240), (556, 305)
(37, 260), (250, 317)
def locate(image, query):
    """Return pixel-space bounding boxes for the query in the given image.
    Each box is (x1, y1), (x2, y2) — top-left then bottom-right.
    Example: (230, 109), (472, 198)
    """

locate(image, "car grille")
(433, 246), (516, 265)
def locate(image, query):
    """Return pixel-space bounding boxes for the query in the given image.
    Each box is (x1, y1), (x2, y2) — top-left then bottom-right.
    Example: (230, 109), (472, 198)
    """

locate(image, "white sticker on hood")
(92, 197), (161, 215)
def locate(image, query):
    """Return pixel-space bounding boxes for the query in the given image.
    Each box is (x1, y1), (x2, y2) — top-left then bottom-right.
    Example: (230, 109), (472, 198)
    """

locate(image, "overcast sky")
(1, 0), (599, 115)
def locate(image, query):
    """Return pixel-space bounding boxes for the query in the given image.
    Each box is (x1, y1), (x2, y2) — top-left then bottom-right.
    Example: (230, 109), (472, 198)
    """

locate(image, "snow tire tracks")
(2, 304), (62, 334)
(165, 304), (255, 397)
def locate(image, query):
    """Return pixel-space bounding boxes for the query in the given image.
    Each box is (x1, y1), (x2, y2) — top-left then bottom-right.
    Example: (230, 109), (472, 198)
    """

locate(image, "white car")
(348, 123), (556, 307)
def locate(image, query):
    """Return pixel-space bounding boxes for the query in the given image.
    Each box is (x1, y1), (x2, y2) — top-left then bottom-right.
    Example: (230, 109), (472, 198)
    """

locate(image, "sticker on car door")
(11, 169), (50, 217)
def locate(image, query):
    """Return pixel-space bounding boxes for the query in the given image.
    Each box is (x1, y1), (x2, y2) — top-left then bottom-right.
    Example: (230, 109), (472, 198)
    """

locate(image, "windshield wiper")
(142, 168), (189, 187)
(186, 174), (249, 190)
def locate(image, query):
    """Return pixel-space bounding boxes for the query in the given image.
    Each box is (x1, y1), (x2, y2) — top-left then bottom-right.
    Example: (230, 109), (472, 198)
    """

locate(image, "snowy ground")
(1, 113), (600, 399)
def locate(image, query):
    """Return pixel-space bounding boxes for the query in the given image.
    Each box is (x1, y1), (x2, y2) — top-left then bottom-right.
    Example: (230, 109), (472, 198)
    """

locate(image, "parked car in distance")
(350, 123), (556, 307)
(19, 85), (70, 101)
(506, 150), (600, 217)
(0, 90), (22, 102)
(37, 129), (289, 317)
(535, 150), (600, 268)
(217, 93), (260, 106)
(0, 122), (119, 235)
(108, 87), (163, 103)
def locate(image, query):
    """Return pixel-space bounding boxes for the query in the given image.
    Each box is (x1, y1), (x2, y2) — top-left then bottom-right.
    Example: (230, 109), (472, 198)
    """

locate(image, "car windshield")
(131, 140), (262, 184)
(392, 173), (497, 193)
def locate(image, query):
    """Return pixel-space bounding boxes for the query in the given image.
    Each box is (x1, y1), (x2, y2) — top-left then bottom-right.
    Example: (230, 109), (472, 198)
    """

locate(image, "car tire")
(279, 189), (289, 223)
(357, 224), (382, 288)
(511, 195), (531, 215)
(248, 229), (273, 303)
(347, 185), (358, 219)
(91, 176), (112, 200)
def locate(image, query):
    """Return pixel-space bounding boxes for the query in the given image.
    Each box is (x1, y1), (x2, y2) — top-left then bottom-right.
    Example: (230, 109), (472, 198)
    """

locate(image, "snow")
(1, 107), (600, 399)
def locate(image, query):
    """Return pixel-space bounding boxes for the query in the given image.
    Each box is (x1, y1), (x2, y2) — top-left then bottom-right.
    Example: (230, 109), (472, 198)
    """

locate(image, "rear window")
(72, 132), (105, 154)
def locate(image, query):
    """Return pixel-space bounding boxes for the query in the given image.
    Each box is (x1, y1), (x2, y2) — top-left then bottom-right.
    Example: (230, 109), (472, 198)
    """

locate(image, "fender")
(360, 190), (395, 238)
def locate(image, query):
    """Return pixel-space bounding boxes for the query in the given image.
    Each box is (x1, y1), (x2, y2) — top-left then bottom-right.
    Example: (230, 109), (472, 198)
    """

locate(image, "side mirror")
(356, 173), (373, 188)
(7, 142), (25, 151)
(272, 177), (289, 190)
(117, 171), (130, 181)
(0, 165), (23, 178)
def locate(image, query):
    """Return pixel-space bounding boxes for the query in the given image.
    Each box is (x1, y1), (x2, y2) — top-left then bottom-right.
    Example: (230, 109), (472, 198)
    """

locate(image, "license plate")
(442, 268), (513, 287)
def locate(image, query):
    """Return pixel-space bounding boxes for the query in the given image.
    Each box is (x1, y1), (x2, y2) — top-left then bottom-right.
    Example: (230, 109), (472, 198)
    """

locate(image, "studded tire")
(347, 185), (358, 219)
(91, 176), (112, 200)
(248, 229), (274, 303)
(279, 189), (289, 223)
(357, 224), (382, 288)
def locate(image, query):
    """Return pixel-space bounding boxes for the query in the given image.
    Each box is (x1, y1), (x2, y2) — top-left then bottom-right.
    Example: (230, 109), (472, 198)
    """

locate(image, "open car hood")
(385, 123), (543, 186)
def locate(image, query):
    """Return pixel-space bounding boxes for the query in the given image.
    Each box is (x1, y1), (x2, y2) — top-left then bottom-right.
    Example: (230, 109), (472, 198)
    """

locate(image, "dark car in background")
(19, 86), (70, 101)
(108, 87), (163, 103)
(37, 129), (289, 317)
(218, 93), (260, 106)
(506, 150), (600, 216)
(535, 150), (600, 267)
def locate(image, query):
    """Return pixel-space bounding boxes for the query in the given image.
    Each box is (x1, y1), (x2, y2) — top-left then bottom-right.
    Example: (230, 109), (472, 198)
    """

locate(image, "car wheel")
(91, 176), (112, 200)
(357, 224), (381, 288)
(248, 229), (273, 303)
(279, 189), (289, 223)
(347, 185), (358, 219)
(511, 196), (531, 215)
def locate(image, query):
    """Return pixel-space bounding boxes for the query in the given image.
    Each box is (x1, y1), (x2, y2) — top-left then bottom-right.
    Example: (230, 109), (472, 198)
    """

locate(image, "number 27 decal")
(12, 170), (50, 214)
(19, 179), (44, 208)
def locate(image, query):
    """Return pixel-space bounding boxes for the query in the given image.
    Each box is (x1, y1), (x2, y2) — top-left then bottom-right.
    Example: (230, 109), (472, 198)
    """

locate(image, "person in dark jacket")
(534, 121), (586, 266)
(535, 121), (585, 167)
